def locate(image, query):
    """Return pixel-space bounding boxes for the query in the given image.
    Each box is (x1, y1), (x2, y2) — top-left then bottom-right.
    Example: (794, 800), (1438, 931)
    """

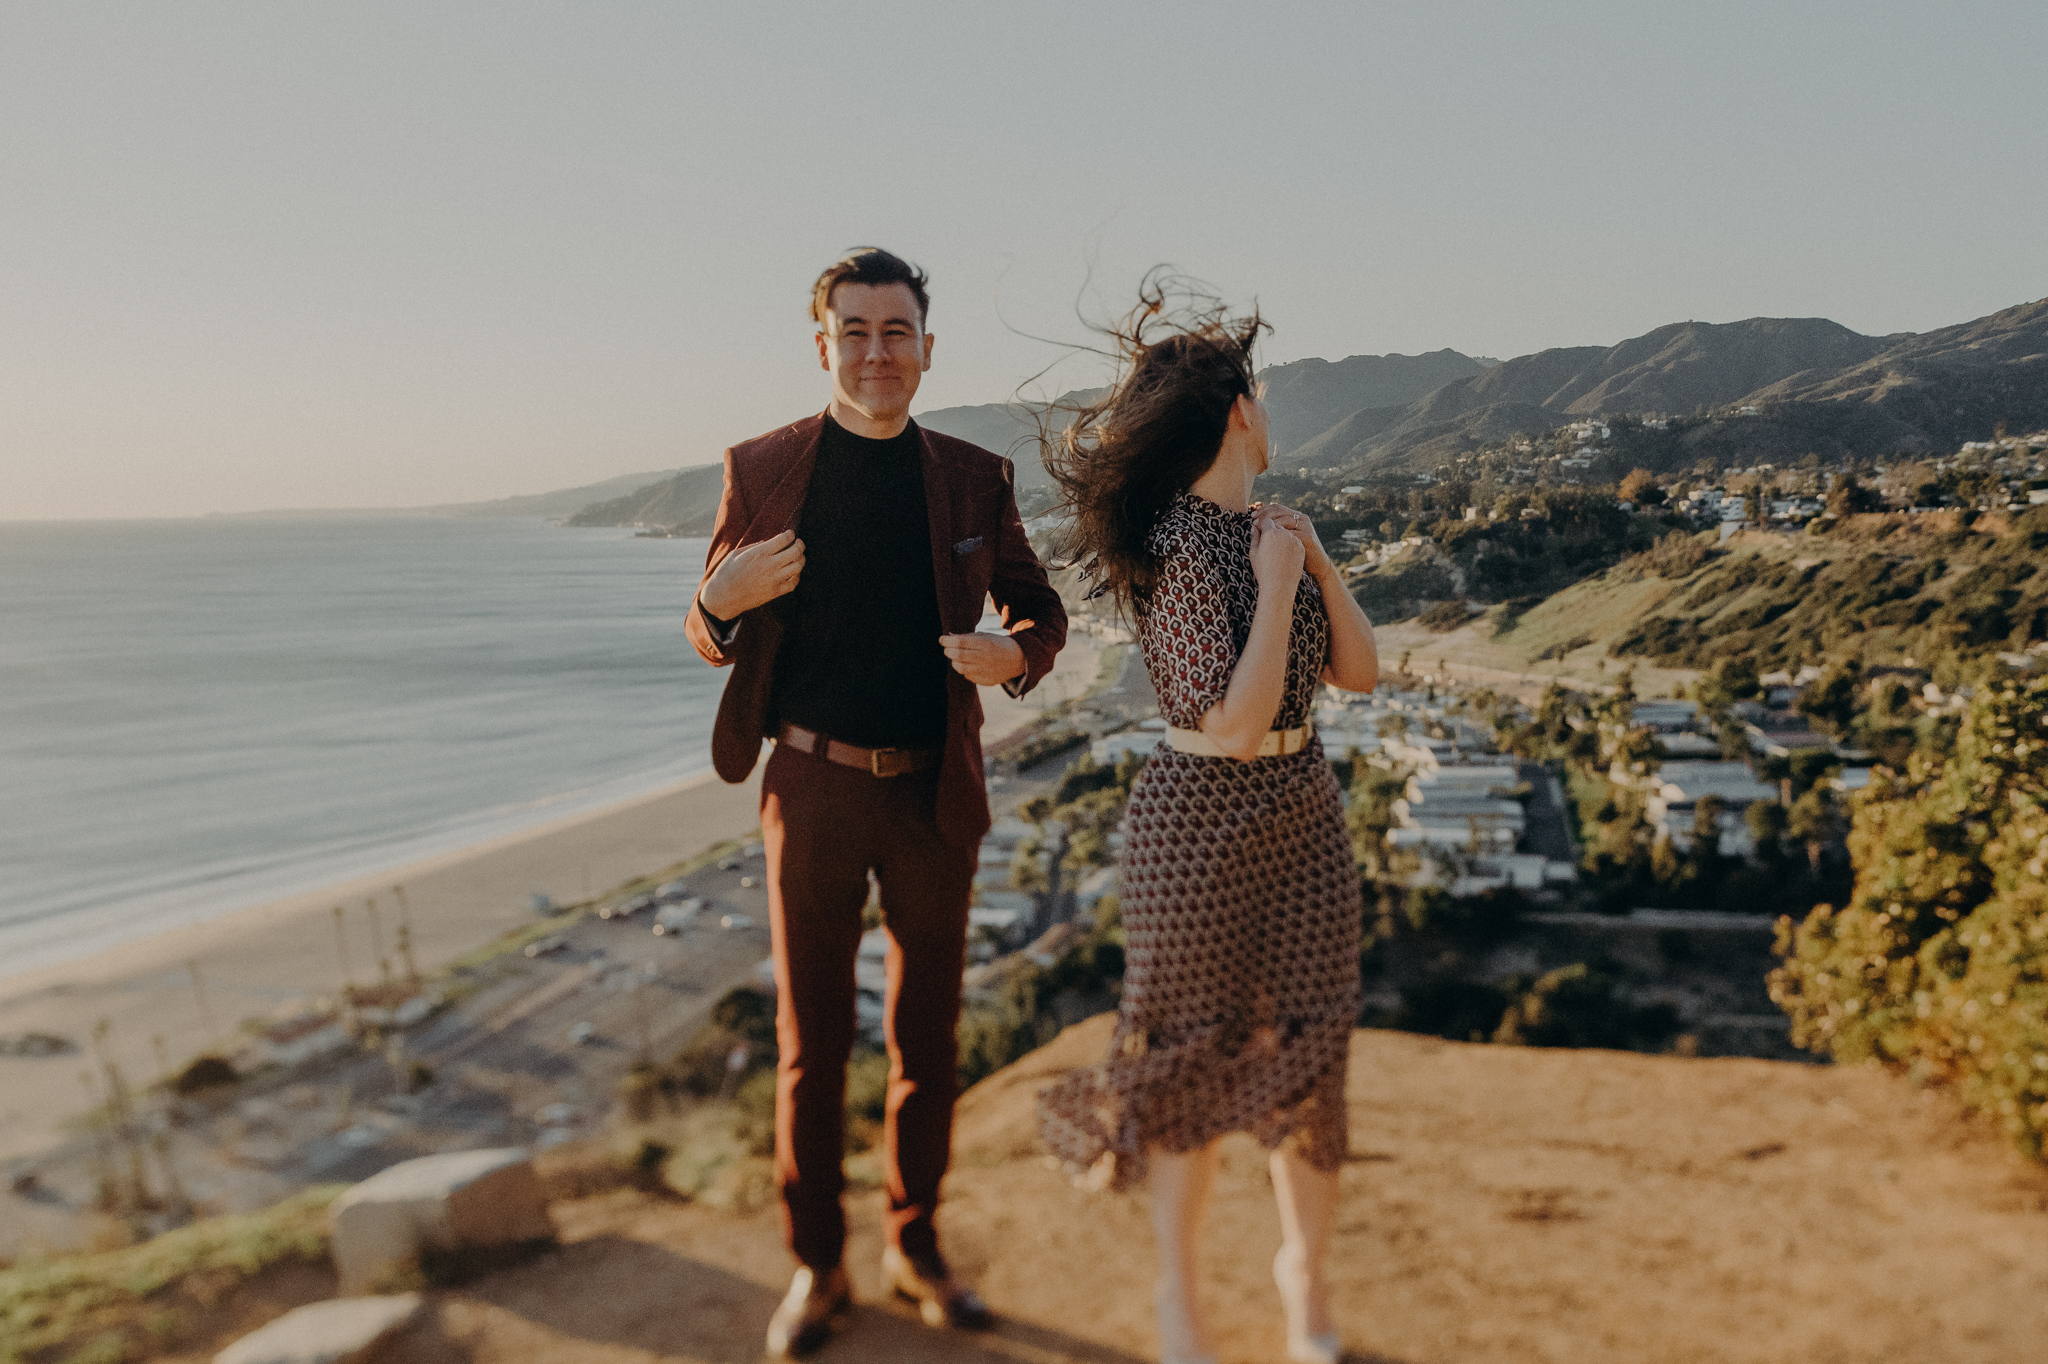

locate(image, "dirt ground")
(190, 1015), (2048, 1364)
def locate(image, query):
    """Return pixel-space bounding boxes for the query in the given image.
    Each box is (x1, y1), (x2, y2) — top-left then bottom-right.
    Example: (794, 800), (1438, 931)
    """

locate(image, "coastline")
(0, 630), (1105, 1167)
(0, 768), (762, 1164)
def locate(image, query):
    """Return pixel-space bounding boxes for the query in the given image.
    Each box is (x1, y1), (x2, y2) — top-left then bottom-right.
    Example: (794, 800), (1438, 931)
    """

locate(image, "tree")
(1826, 471), (1883, 518)
(1618, 468), (1657, 504)
(1785, 787), (1843, 872)
(1797, 662), (1861, 739)
(1691, 794), (1728, 860)
(1746, 798), (1789, 863)
(1770, 676), (2048, 1156)
(1696, 656), (1760, 714)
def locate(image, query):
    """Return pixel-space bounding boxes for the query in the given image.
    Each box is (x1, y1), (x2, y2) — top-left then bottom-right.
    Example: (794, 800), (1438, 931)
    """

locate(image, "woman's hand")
(1256, 503), (1336, 581)
(1248, 516), (1306, 598)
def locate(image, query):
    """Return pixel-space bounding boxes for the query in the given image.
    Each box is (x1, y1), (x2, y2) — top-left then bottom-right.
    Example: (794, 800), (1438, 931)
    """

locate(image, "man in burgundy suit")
(685, 248), (1066, 1356)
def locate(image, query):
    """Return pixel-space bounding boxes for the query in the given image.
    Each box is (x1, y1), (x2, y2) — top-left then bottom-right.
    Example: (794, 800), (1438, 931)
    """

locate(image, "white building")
(1644, 761), (1780, 855)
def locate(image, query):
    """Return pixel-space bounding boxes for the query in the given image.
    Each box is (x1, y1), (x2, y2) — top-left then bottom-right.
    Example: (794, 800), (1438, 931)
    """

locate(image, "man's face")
(815, 282), (933, 425)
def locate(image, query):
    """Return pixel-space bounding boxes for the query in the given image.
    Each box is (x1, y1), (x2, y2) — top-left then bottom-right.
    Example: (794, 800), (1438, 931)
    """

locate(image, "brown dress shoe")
(881, 1245), (993, 1330)
(765, 1264), (853, 1358)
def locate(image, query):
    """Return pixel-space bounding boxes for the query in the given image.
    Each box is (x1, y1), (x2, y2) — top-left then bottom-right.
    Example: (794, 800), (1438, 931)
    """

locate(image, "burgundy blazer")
(684, 412), (1067, 848)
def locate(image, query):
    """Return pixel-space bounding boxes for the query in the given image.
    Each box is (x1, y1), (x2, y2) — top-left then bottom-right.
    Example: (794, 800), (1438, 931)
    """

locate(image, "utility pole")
(391, 884), (421, 984)
(365, 896), (393, 989)
(332, 905), (360, 1027)
(90, 1018), (151, 1214)
(79, 1069), (114, 1210)
(146, 1034), (191, 1214)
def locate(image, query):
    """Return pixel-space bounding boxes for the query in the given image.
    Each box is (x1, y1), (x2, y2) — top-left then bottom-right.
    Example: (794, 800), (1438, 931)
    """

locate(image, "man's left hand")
(940, 632), (1026, 686)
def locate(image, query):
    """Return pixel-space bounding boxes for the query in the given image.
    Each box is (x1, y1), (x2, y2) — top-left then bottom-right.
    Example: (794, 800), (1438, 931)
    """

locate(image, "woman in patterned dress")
(1036, 290), (1379, 1364)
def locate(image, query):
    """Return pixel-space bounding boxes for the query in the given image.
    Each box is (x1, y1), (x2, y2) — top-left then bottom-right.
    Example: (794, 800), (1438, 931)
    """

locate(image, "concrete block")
(329, 1147), (552, 1294)
(215, 1294), (420, 1364)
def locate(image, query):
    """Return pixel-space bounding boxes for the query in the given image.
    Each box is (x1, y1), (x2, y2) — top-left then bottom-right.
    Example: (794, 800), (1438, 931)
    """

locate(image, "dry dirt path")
(328, 1015), (2048, 1364)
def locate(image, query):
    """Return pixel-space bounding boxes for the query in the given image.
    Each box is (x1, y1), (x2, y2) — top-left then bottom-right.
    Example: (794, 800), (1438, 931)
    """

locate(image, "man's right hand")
(698, 529), (805, 619)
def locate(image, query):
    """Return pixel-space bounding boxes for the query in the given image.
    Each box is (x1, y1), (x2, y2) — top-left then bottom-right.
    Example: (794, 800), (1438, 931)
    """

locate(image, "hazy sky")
(5, 2), (2044, 520)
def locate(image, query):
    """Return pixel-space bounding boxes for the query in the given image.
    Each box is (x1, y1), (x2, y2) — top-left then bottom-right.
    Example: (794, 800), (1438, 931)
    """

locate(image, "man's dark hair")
(810, 247), (930, 328)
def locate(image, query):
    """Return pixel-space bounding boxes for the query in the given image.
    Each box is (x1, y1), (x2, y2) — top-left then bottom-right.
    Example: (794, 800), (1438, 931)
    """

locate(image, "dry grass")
(0, 1186), (345, 1364)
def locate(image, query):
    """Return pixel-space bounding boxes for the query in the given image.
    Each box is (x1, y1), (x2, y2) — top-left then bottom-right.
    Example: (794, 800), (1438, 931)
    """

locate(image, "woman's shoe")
(1273, 1246), (1340, 1364)
(1153, 1277), (1218, 1364)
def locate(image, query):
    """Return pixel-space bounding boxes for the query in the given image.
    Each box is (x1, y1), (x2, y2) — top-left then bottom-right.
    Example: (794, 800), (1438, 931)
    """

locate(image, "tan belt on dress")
(776, 722), (939, 777)
(1162, 724), (1314, 759)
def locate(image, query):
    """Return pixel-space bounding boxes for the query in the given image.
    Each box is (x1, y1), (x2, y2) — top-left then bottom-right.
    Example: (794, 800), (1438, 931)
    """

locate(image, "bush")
(668, 986), (778, 1098)
(1393, 977), (1512, 1042)
(1416, 598), (1473, 632)
(843, 1048), (892, 1150)
(956, 924), (1126, 1090)
(1770, 677), (2048, 1156)
(1492, 962), (1681, 1049)
(170, 1055), (236, 1095)
(1006, 726), (1087, 773)
(1492, 594), (1545, 636)
(0, 1186), (344, 1363)
(1616, 531), (1714, 580)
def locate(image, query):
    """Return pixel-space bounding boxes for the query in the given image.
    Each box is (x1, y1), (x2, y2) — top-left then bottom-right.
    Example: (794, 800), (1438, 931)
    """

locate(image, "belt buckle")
(870, 747), (900, 777)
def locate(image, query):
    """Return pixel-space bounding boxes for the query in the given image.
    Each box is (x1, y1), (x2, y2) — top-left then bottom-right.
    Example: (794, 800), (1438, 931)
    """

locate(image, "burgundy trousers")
(759, 740), (977, 1272)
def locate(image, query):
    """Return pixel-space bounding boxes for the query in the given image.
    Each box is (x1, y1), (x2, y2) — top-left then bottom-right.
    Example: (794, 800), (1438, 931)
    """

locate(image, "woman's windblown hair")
(1040, 273), (1267, 615)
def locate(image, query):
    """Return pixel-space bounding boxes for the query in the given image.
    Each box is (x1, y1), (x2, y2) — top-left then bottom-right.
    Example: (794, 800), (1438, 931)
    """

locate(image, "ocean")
(0, 517), (724, 978)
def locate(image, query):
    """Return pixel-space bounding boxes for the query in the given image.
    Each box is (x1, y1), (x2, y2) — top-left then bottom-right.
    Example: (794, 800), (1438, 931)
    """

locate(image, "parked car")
(567, 1021), (596, 1045)
(655, 879), (692, 904)
(524, 934), (569, 959)
(598, 893), (654, 921)
(719, 913), (754, 931)
(652, 898), (704, 936)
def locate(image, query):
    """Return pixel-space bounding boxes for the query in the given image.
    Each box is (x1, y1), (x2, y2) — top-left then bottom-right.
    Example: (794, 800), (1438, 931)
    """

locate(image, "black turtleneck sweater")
(769, 416), (949, 748)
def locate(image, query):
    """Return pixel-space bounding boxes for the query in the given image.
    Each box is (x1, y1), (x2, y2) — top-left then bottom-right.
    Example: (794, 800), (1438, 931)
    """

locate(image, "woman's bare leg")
(1270, 1143), (1338, 1340)
(1149, 1141), (1220, 1362)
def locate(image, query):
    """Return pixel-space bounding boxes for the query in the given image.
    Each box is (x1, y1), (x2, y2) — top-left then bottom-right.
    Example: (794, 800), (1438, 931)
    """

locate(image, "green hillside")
(1609, 509), (2048, 675)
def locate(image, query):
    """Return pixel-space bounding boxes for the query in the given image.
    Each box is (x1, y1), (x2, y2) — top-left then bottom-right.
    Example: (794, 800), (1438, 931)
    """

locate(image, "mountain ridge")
(562, 297), (2048, 528)
(1315, 301), (2048, 475)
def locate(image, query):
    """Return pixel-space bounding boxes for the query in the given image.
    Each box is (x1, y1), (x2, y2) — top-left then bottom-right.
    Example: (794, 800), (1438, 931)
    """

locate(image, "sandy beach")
(0, 631), (1105, 1169)
(0, 769), (764, 1165)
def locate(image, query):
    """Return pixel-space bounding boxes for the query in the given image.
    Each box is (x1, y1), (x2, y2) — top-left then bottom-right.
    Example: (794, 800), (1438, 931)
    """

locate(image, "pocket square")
(952, 536), (984, 555)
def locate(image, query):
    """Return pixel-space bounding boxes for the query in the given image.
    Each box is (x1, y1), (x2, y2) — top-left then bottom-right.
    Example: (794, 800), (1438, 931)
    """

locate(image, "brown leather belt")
(777, 722), (939, 777)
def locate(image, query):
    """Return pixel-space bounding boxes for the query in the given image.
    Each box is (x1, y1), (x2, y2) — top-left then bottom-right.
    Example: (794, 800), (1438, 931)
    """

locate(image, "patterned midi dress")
(1038, 491), (1363, 1189)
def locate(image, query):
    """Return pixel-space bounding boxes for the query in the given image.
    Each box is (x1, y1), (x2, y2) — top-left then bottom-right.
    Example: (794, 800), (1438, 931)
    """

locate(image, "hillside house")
(1631, 700), (1702, 733)
(1644, 761), (1779, 856)
(1433, 850), (1577, 897)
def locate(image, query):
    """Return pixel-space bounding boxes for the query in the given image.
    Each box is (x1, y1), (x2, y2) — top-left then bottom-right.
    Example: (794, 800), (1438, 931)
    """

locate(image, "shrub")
(169, 1055), (236, 1095)
(1770, 677), (2048, 1156)
(1492, 962), (1680, 1049)
(1492, 594), (1544, 636)
(843, 1048), (892, 1150)
(1393, 977), (1512, 1043)
(1416, 597), (1473, 632)
(1006, 726), (1087, 773)
(0, 1186), (344, 1363)
(1616, 531), (1714, 580)
(667, 986), (778, 1097)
